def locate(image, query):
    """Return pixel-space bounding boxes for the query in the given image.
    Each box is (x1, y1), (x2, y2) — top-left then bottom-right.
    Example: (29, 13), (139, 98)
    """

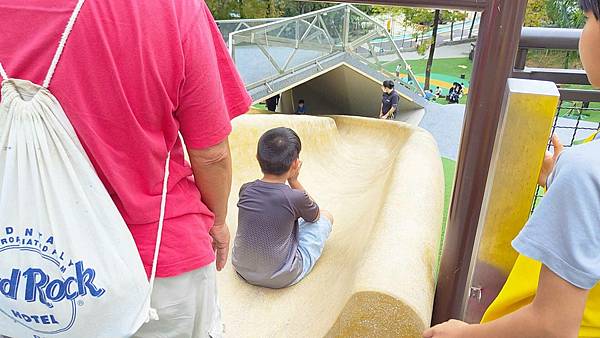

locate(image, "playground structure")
(216, 0), (600, 336)
(220, 4), (429, 123)
(220, 114), (444, 337)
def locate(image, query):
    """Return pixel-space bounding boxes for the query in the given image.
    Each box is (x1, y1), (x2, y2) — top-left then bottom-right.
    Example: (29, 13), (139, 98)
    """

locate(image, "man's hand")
(210, 223), (230, 271)
(538, 134), (563, 188)
(380, 114), (388, 120)
(423, 320), (469, 338)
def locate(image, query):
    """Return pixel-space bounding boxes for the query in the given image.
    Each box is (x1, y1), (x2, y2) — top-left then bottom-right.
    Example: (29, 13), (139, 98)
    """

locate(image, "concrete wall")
(279, 64), (421, 118)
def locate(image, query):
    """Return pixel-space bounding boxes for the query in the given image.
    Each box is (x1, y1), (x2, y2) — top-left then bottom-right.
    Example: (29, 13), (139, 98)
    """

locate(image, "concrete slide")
(219, 114), (444, 337)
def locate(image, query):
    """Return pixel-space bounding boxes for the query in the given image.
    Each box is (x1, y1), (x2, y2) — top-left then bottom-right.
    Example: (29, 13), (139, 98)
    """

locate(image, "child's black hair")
(382, 80), (395, 89)
(580, 0), (600, 20)
(257, 127), (301, 175)
(298, 99), (305, 104)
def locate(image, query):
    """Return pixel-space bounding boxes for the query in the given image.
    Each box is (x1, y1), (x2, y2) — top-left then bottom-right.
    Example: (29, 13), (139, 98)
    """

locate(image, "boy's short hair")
(383, 80), (395, 89)
(580, 0), (600, 19)
(257, 127), (302, 175)
(298, 99), (305, 104)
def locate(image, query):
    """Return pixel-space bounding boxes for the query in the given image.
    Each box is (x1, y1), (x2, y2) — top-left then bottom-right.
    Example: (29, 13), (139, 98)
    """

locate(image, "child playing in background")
(232, 127), (334, 289)
(295, 99), (306, 114)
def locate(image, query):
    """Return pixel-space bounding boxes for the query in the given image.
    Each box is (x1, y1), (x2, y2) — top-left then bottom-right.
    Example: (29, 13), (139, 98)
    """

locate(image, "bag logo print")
(0, 226), (105, 335)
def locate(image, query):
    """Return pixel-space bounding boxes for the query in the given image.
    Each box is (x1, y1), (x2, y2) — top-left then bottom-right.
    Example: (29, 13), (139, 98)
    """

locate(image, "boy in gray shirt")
(232, 127), (334, 289)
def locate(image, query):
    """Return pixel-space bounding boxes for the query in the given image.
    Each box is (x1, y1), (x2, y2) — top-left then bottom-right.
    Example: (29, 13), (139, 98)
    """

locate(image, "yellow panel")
(475, 79), (559, 274)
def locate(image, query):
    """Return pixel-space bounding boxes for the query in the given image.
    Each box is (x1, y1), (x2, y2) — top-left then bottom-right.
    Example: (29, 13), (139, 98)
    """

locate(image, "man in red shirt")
(0, 0), (251, 336)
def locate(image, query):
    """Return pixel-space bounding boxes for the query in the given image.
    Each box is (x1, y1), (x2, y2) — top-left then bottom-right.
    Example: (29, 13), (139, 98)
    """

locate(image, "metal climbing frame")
(513, 27), (600, 212)
(227, 4), (424, 96)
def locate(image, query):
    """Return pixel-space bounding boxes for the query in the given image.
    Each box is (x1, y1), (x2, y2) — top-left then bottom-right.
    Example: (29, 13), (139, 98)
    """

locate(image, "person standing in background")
(380, 80), (399, 120)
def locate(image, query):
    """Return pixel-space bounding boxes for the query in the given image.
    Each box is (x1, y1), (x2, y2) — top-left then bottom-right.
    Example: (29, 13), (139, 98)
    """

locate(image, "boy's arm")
(288, 178), (320, 222)
(288, 161), (320, 221)
(538, 135), (563, 189)
(424, 266), (589, 338)
(288, 178), (306, 193)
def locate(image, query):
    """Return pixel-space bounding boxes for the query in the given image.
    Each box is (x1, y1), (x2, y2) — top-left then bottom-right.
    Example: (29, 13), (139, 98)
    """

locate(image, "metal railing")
(388, 15), (480, 50)
(227, 4), (424, 96)
(513, 27), (600, 211)
(216, 18), (282, 43)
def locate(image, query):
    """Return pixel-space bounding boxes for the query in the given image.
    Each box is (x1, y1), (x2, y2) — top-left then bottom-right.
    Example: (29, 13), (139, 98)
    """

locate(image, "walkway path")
(418, 103), (466, 161)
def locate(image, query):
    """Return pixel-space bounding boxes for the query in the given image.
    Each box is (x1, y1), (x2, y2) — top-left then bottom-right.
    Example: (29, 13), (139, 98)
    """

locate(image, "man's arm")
(383, 94), (399, 119)
(379, 103), (384, 118)
(424, 266), (589, 338)
(383, 106), (397, 119)
(188, 138), (232, 271)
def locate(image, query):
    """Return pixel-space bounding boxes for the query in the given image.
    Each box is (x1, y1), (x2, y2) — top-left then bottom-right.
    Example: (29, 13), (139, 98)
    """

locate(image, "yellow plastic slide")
(219, 114), (444, 337)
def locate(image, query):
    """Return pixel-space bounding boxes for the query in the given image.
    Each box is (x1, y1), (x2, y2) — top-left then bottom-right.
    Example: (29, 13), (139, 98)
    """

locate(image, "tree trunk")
(450, 21), (454, 41)
(269, 0), (276, 17)
(239, 0), (245, 18)
(468, 12), (477, 38)
(425, 10), (441, 91)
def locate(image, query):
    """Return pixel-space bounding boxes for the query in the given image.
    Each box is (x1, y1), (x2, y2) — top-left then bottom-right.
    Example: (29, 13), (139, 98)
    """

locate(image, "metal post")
(515, 48), (528, 70)
(461, 12), (467, 40)
(432, 0), (528, 324)
(343, 5), (351, 51)
(468, 12), (477, 38)
(296, 20), (300, 44)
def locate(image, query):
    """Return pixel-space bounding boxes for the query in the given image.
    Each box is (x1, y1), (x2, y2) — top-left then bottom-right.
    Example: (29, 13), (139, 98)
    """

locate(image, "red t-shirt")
(0, 0), (251, 277)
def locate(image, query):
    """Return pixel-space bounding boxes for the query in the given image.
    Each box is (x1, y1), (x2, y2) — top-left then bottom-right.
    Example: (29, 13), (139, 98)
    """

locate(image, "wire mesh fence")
(531, 100), (600, 212)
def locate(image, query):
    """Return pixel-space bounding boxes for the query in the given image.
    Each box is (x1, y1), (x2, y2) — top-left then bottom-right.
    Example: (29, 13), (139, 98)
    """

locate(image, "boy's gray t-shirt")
(513, 139), (600, 289)
(232, 180), (319, 288)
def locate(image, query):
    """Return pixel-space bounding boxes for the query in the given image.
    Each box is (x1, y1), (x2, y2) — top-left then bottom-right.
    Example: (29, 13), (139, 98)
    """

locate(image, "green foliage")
(546, 0), (586, 28)
(278, 1), (332, 17)
(446, 11), (468, 23)
(525, 0), (551, 26)
(205, 0), (270, 20)
(206, 1), (370, 20)
(417, 40), (431, 55)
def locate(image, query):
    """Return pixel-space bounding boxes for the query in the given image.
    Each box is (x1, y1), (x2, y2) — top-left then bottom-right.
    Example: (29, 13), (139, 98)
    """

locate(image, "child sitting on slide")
(232, 127), (334, 289)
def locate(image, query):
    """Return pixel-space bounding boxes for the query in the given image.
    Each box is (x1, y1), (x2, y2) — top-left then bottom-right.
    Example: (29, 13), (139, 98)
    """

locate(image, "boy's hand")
(538, 134), (563, 189)
(423, 320), (469, 338)
(289, 160), (303, 182)
(210, 222), (230, 271)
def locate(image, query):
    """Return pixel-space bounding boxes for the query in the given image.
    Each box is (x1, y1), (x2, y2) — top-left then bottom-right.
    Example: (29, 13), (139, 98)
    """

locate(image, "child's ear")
(292, 158), (300, 169)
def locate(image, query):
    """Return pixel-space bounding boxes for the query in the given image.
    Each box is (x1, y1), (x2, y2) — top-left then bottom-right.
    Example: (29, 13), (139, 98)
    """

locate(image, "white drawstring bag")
(0, 1), (167, 337)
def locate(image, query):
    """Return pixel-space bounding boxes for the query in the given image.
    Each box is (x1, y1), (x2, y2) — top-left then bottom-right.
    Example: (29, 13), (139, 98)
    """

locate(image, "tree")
(524, 0), (551, 26)
(545, 0), (586, 68)
(546, 0), (586, 28)
(425, 10), (440, 91)
(447, 11), (468, 41)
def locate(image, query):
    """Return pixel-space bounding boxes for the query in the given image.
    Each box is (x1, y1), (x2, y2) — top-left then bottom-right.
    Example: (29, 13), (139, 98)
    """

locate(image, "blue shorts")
(291, 215), (333, 285)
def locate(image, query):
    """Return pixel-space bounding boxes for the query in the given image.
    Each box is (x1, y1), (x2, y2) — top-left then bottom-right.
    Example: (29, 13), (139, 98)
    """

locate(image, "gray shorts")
(133, 263), (223, 338)
(291, 216), (333, 285)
